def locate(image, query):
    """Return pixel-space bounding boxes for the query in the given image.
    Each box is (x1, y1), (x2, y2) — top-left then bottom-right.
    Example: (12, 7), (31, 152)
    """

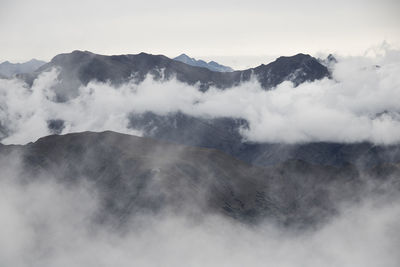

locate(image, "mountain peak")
(275, 53), (312, 62)
(175, 53), (191, 59)
(253, 53), (329, 88)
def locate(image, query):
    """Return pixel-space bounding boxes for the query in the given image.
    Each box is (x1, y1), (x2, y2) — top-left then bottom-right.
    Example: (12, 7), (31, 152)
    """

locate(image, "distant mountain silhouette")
(0, 59), (46, 77)
(174, 53), (234, 72)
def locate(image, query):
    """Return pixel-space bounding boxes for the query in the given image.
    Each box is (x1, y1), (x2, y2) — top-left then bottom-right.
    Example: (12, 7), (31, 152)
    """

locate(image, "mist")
(0, 153), (399, 267)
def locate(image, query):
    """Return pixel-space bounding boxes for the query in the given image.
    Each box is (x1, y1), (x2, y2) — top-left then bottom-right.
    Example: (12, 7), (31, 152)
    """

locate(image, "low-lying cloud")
(1, 46), (400, 145)
(0, 162), (399, 267)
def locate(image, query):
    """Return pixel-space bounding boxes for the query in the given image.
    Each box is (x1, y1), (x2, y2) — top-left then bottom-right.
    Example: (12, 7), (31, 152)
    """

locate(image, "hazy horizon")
(1, 0), (399, 68)
(1, 43), (398, 70)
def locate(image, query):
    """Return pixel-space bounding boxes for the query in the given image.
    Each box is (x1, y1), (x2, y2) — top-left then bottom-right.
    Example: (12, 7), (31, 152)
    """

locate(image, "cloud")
(1, 46), (400, 145)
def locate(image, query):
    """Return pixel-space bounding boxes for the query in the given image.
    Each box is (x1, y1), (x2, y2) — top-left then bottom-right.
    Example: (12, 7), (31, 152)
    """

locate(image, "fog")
(1, 46), (400, 145)
(0, 156), (399, 267)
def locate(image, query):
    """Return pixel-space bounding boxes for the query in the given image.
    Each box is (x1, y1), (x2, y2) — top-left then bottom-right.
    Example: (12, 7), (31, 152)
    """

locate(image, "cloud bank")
(1, 46), (400, 145)
(0, 154), (399, 267)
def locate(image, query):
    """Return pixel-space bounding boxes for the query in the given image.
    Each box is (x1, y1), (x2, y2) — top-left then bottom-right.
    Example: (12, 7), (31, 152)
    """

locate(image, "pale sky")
(0, 0), (399, 68)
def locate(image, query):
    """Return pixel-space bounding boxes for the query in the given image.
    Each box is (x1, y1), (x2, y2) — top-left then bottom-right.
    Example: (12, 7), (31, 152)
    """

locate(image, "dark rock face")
(20, 50), (329, 101)
(1, 131), (399, 228)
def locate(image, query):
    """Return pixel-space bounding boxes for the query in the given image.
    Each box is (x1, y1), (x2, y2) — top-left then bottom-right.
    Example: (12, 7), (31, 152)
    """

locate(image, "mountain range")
(3, 50), (400, 169)
(2, 50), (399, 229)
(17, 50), (329, 101)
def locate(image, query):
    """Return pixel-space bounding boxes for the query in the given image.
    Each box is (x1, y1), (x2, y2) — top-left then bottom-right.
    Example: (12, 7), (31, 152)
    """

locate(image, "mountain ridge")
(17, 50), (330, 101)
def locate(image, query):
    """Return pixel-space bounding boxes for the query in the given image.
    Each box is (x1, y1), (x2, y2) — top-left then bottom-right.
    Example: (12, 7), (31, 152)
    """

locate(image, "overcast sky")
(0, 0), (399, 67)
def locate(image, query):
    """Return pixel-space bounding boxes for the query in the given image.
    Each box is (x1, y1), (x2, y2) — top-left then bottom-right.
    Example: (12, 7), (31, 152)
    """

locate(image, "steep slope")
(1, 131), (398, 228)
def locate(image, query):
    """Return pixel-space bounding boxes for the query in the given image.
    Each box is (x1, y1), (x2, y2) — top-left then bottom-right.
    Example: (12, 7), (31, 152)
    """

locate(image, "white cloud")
(1, 47), (400, 145)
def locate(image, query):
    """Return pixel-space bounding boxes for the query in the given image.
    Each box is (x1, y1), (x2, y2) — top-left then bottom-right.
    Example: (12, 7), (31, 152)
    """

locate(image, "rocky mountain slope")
(1, 131), (399, 228)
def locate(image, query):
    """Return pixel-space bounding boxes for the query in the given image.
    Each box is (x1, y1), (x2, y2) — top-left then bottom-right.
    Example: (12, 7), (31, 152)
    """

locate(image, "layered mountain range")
(4, 50), (400, 168)
(1, 50), (399, 229)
